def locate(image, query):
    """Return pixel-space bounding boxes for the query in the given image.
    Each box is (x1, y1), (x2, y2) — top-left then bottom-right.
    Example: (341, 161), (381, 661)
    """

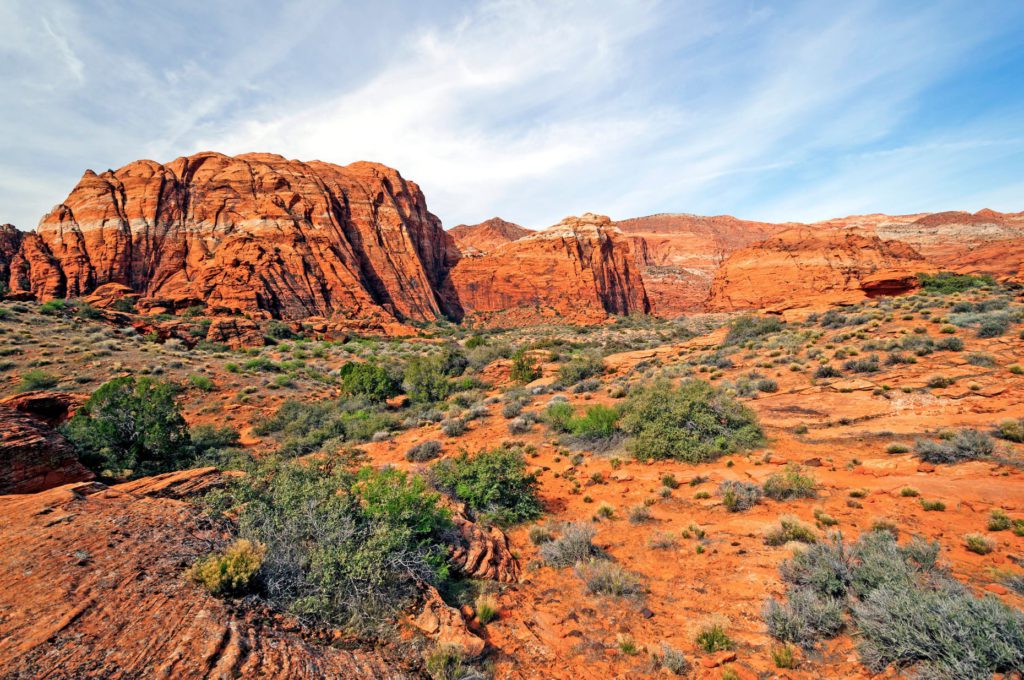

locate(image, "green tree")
(64, 376), (192, 479)
(404, 356), (450, 403)
(431, 446), (542, 525)
(339, 362), (401, 403)
(509, 349), (540, 383)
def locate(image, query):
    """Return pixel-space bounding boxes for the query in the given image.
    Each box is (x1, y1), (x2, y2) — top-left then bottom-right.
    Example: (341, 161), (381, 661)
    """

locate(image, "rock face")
(0, 473), (415, 678)
(448, 213), (650, 325)
(448, 217), (532, 255)
(708, 227), (933, 311)
(614, 213), (793, 315)
(0, 404), (92, 494)
(3, 152), (462, 324)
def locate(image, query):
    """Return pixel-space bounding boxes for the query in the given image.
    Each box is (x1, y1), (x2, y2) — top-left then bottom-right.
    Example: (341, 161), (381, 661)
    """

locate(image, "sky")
(2, 0), (1024, 231)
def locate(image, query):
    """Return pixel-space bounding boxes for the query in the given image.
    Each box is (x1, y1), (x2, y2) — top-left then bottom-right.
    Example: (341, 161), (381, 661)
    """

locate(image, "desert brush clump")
(763, 464), (817, 500)
(431, 445), (542, 526)
(764, 529), (1024, 677)
(619, 379), (763, 462)
(539, 522), (599, 567)
(914, 429), (995, 464)
(186, 539), (266, 596)
(575, 558), (644, 596)
(718, 480), (763, 512)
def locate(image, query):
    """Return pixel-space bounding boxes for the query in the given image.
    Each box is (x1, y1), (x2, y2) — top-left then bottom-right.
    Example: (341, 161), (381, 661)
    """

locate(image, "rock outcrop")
(708, 227), (933, 311)
(3, 152), (462, 325)
(614, 213), (793, 315)
(448, 213), (650, 325)
(0, 474), (416, 678)
(448, 505), (521, 583)
(0, 403), (92, 494)
(449, 217), (532, 255)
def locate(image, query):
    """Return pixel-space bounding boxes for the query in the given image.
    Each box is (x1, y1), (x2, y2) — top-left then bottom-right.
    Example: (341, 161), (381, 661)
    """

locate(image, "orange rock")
(6, 152), (462, 325)
(449, 213), (650, 325)
(0, 406), (93, 494)
(449, 217), (532, 255)
(708, 227), (933, 311)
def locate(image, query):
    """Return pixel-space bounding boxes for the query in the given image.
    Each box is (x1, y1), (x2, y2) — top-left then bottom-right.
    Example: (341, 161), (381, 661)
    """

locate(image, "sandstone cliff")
(614, 213), (794, 315)
(448, 213), (650, 325)
(448, 217), (532, 255)
(708, 227), (933, 311)
(3, 152), (462, 323)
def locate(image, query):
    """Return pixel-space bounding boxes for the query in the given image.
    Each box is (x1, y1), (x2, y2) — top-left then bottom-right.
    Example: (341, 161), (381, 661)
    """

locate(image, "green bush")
(254, 398), (398, 456)
(64, 377), (192, 479)
(39, 299), (70, 315)
(917, 272), (995, 294)
(994, 418), (1024, 443)
(620, 379), (763, 462)
(264, 320), (298, 340)
(765, 515), (818, 546)
(188, 373), (215, 391)
(763, 464), (817, 500)
(406, 440), (442, 462)
(543, 401), (574, 432)
(558, 353), (604, 385)
(19, 369), (59, 392)
(695, 624), (732, 652)
(228, 456), (452, 633)
(723, 315), (784, 345)
(431, 445), (542, 525)
(509, 349), (541, 383)
(404, 356), (451, 404)
(339, 362), (401, 403)
(186, 539), (265, 596)
(568, 404), (618, 440)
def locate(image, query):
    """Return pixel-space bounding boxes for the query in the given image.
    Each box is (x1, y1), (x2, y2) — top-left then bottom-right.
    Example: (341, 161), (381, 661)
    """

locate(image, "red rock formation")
(448, 213), (650, 325)
(204, 317), (266, 349)
(708, 227), (934, 311)
(0, 390), (85, 426)
(7, 152), (462, 324)
(449, 217), (532, 255)
(0, 405), (92, 494)
(448, 505), (520, 583)
(614, 214), (796, 315)
(0, 475), (416, 678)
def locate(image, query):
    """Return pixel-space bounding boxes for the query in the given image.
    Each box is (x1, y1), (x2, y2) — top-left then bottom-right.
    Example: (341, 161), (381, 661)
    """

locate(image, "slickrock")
(0, 474), (415, 678)
(0, 403), (92, 494)
(4, 152), (462, 325)
(449, 216), (532, 255)
(448, 213), (650, 325)
(204, 316), (266, 349)
(708, 227), (933, 311)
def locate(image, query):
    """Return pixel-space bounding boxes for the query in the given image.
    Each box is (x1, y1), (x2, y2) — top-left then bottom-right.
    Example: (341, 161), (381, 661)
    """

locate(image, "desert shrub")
(763, 464), (817, 500)
(918, 272), (994, 293)
(771, 644), (798, 669)
(264, 320), (297, 340)
(543, 401), (575, 432)
(243, 356), (281, 372)
(558, 352), (604, 385)
(232, 458), (452, 633)
(915, 429), (994, 464)
(437, 343), (469, 377)
(964, 533), (995, 555)
(843, 356), (880, 373)
(627, 504), (652, 524)
(509, 349), (540, 383)
(64, 376), (192, 479)
(507, 416), (533, 434)
(406, 440), (442, 463)
(39, 299), (69, 315)
(575, 558), (643, 596)
(568, 404), (618, 440)
(966, 351), (997, 367)
(404, 356), (451, 404)
(814, 364), (842, 379)
(854, 580), (1024, 678)
(926, 375), (955, 389)
(723, 315), (784, 345)
(439, 417), (466, 437)
(339, 362), (401, 403)
(765, 516), (817, 546)
(188, 373), (215, 391)
(764, 587), (844, 648)
(474, 594), (499, 624)
(988, 509), (1012, 532)
(540, 522), (598, 567)
(528, 524), (554, 545)
(935, 335), (963, 351)
(255, 398), (398, 455)
(19, 368), (59, 392)
(695, 624), (732, 652)
(658, 643), (689, 674)
(995, 418), (1024, 443)
(431, 446), (542, 525)
(920, 499), (945, 511)
(190, 424), (243, 467)
(186, 539), (265, 596)
(718, 480), (763, 512)
(620, 379), (763, 462)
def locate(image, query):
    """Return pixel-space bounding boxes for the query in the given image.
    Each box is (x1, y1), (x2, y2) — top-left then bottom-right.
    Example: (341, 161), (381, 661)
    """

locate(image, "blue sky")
(2, 0), (1023, 230)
